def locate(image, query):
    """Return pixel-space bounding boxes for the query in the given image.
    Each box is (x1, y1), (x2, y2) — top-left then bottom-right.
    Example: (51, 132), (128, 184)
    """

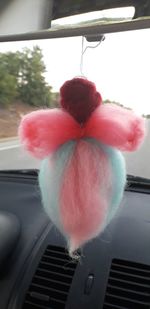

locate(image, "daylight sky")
(0, 7), (150, 115)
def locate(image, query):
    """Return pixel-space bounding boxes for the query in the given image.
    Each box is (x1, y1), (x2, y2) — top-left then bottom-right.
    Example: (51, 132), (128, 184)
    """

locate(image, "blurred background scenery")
(0, 27), (150, 177)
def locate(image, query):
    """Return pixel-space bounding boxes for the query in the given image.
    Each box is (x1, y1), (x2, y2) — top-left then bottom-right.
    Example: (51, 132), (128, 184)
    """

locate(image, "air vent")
(23, 245), (78, 309)
(103, 258), (150, 309)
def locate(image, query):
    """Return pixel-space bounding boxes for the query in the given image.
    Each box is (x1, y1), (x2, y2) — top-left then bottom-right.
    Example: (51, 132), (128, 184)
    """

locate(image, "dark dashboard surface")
(0, 172), (150, 309)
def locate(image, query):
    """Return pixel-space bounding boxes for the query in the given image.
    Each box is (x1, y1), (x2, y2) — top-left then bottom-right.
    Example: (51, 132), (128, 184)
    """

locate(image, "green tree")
(103, 99), (131, 110)
(0, 46), (53, 107)
(143, 114), (150, 118)
(1, 51), (21, 78)
(19, 46), (52, 107)
(103, 99), (124, 107)
(0, 61), (18, 107)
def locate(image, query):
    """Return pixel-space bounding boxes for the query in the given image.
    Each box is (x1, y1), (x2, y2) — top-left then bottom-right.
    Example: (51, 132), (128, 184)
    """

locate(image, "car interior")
(0, 1), (150, 309)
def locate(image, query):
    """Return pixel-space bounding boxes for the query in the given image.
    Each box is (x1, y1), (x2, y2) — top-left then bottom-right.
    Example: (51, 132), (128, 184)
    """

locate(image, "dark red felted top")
(60, 78), (102, 124)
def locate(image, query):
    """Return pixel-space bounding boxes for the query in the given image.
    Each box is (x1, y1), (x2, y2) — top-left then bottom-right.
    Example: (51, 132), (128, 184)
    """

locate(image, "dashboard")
(0, 171), (150, 309)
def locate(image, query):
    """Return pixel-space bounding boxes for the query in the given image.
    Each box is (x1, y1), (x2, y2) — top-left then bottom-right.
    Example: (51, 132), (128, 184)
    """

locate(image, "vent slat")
(24, 296), (65, 309)
(26, 292), (66, 305)
(34, 274), (70, 287)
(106, 292), (150, 306)
(23, 300), (49, 309)
(112, 262), (150, 274)
(45, 249), (70, 259)
(107, 286), (150, 302)
(42, 255), (77, 269)
(37, 267), (73, 280)
(47, 245), (67, 253)
(103, 301), (129, 309)
(43, 253), (76, 264)
(108, 277), (150, 294)
(39, 261), (75, 274)
(103, 259), (150, 309)
(30, 282), (68, 297)
(29, 291), (50, 302)
(112, 259), (150, 271)
(107, 283), (150, 297)
(110, 269), (150, 281)
(23, 245), (78, 309)
(109, 276), (150, 289)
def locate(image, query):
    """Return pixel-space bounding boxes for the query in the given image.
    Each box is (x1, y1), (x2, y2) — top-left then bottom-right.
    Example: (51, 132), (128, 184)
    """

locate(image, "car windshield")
(0, 28), (149, 178)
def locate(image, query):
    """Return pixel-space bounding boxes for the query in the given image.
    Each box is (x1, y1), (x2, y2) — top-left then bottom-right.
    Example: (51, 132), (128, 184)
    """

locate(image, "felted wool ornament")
(19, 78), (145, 254)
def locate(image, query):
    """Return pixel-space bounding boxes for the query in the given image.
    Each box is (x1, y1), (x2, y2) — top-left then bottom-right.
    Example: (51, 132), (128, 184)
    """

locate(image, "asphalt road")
(124, 119), (150, 179)
(0, 138), (40, 170)
(0, 120), (149, 178)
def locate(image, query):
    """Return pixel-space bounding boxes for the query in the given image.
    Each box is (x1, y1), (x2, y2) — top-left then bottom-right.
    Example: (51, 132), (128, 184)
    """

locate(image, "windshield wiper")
(0, 169), (38, 176)
(127, 174), (150, 184)
(0, 169), (39, 183)
(127, 174), (150, 193)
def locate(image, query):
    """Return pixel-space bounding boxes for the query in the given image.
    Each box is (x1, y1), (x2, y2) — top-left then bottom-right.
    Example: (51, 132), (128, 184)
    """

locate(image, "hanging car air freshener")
(19, 77), (145, 254)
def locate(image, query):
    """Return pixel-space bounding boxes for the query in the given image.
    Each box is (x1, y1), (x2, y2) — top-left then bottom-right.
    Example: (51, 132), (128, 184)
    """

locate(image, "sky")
(0, 7), (150, 115)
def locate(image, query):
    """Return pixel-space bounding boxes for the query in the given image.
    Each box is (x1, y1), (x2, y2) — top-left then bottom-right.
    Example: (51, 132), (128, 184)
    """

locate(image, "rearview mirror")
(0, 0), (53, 35)
(0, 1), (150, 42)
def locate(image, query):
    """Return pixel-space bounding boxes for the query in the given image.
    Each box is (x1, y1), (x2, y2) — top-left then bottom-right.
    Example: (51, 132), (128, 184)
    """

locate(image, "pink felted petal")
(18, 109), (80, 159)
(85, 104), (146, 151)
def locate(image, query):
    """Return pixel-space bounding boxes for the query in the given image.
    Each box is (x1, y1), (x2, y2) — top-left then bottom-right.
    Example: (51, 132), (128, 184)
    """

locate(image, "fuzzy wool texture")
(18, 77), (146, 253)
(18, 109), (80, 159)
(60, 78), (102, 123)
(86, 104), (146, 151)
(39, 139), (126, 254)
(18, 104), (146, 159)
(60, 139), (111, 253)
(39, 141), (76, 234)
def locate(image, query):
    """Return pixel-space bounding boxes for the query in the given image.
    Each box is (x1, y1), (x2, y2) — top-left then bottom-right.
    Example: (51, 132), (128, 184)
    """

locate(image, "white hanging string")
(80, 36), (104, 76)
(80, 36), (85, 76)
